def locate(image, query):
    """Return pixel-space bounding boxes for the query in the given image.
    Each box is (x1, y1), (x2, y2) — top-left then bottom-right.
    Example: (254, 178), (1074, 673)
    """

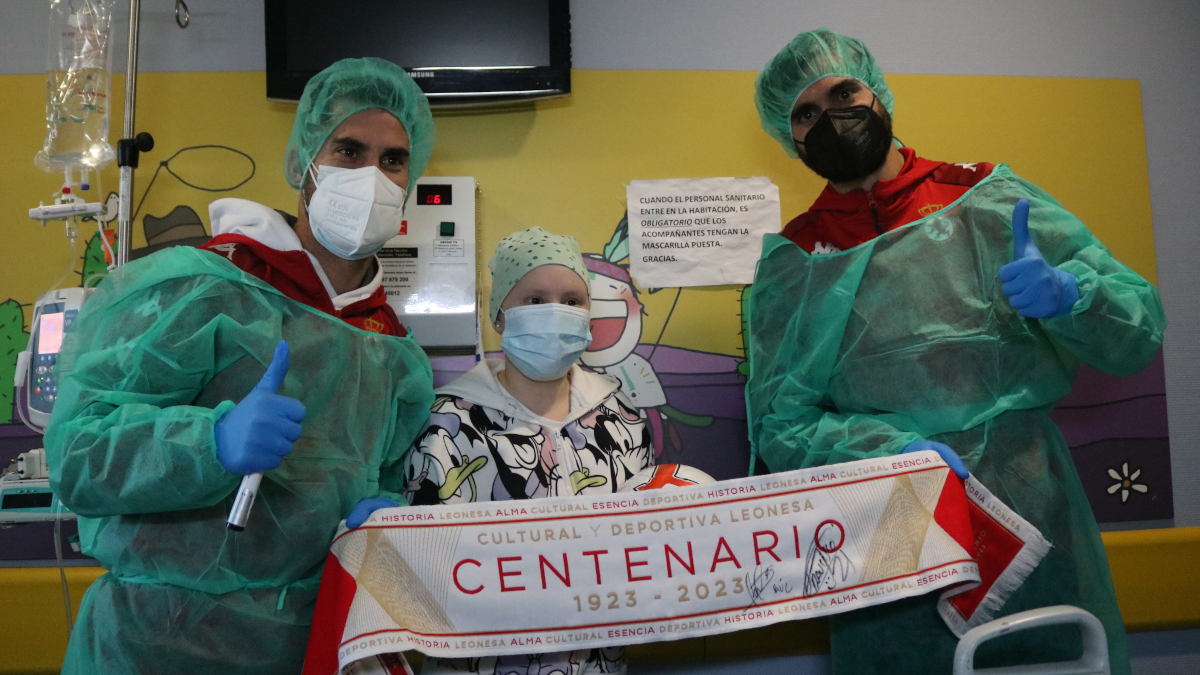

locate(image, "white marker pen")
(227, 472), (263, 531)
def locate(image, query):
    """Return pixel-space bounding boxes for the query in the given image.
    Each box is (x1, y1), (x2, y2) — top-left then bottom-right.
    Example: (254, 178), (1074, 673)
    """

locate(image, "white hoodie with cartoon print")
(402, 358), (653, 674)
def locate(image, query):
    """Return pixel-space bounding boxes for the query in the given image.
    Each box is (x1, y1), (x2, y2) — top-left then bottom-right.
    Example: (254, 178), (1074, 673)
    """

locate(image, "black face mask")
(794, 104), (893, 183)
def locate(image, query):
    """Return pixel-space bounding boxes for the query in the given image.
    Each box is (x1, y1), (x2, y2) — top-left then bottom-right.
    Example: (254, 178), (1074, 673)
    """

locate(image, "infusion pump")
(381, 176), (478, 352)
(14, 287), (94, 430)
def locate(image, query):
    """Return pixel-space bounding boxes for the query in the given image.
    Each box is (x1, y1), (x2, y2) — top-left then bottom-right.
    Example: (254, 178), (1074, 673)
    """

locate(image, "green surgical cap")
(488, 227), (589, 321)
(283, 57), (435, 193)
(754, 28), (894, 158)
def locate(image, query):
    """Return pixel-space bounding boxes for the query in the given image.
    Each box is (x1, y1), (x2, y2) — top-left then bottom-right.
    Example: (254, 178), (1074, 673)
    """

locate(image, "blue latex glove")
(346, 497), (399, 529)
(902, 439), (969, 479)
(215, 341), (306, 475)
(998, 199), (1080, 319)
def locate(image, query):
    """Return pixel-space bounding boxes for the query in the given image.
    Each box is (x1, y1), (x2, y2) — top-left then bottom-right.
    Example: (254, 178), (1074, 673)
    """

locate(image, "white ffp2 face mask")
(306, 165), (406, 260)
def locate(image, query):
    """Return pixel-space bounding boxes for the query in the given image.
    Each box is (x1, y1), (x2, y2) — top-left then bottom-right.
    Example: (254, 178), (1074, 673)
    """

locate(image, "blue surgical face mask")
(500, 303), (592, 382)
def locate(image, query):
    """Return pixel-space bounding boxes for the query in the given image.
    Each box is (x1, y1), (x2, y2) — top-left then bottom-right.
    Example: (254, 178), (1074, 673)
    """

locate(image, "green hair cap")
(283, 57), (435, 193)
(488, 227), (589, 321)
(754, 28), (894, 158)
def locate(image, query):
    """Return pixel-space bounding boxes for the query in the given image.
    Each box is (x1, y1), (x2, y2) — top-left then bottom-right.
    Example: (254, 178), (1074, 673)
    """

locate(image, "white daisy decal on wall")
(1106, 462), (1149, 503)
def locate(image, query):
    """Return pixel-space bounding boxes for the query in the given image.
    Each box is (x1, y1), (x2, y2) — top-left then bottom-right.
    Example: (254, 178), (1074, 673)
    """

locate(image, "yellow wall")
(0, 566), (103, 674)
(1, 70), (1155, 357)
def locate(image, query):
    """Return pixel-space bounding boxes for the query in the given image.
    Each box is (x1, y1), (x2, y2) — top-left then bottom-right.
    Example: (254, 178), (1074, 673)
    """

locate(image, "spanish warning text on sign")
(625, 177), (780, 287)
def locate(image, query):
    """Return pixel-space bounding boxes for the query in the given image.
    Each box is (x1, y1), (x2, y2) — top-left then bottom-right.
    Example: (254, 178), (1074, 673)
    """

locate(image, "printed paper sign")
(303, 453), (1049, 674)
(378, 247), (418, 300)
(625, 177), (780, 287)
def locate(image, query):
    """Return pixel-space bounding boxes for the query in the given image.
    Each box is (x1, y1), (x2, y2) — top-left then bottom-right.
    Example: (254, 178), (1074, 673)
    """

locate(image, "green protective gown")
(44, 246), (434, 674)
(744, 165), (1164, 674)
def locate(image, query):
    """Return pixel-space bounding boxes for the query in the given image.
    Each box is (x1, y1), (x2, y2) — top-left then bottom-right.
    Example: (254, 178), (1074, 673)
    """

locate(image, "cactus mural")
(0, 300), (31, 425)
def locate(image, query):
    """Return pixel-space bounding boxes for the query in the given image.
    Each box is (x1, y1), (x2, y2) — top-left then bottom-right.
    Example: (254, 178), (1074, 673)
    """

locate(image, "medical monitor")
(264, 0), (572, 106)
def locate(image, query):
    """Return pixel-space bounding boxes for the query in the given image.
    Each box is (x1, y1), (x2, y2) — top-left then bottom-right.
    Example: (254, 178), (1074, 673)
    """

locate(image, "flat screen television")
(264, 0), (571, 106)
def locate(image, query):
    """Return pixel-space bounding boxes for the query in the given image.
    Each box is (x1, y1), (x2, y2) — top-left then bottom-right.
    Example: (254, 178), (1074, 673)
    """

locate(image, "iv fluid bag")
(35, 0), (117, 172)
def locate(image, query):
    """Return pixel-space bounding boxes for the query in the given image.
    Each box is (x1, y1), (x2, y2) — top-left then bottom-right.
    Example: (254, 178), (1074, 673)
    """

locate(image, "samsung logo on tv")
(409, 72), (434, 79)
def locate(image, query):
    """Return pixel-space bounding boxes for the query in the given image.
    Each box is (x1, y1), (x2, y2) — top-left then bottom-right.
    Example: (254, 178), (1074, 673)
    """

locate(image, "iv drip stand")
(115, 0), (153, 267)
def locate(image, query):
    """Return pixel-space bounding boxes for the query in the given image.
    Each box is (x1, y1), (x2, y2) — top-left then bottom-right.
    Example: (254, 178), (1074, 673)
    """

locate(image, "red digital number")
(427, 194), (442, 204)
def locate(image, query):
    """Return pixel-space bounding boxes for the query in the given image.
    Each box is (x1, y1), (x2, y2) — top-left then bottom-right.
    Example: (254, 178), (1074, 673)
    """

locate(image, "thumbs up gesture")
(998, 199), (1080, 319)
(215, 341), (307, 475)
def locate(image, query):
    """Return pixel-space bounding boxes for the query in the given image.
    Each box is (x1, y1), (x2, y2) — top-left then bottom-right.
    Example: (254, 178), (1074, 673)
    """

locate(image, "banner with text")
(302, 452), (1050, 674)
(625, 177), (780, 287)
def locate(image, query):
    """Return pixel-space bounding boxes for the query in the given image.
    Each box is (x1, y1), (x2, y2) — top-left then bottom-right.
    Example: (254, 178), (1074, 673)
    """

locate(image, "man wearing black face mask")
(770, 53), (993, 253)
(793, 80), (894, 185)
(744, 27), (1165, 675)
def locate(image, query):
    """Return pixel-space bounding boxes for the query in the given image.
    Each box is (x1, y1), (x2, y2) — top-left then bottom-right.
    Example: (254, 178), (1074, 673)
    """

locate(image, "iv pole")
(115, 0), (154, 267)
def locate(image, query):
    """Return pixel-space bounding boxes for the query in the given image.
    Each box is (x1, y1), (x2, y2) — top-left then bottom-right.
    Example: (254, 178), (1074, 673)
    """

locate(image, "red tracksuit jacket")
(782, 147), (996, 253)
(199, 233), (407, 337)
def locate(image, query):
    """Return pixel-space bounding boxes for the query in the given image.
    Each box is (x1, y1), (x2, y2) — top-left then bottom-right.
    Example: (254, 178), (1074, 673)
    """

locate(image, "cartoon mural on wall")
(0, 300), (30, 426)
(1051, 354), (1173, 522)
(581, 216), (739, 471)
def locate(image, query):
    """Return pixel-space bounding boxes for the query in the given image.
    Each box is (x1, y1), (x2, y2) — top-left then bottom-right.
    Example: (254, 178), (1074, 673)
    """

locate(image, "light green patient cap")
(283, 57), (435, 194)
(488, 227), (589, 321)
(754, 28), (894, 158)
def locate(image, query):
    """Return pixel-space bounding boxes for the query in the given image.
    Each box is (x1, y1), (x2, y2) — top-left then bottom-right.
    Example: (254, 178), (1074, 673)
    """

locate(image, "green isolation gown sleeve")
(42, 246), (434, 675)
(744, 164), (1164, 674)
(45, 270), (244, 517)
(1010, 175), (1166, 375)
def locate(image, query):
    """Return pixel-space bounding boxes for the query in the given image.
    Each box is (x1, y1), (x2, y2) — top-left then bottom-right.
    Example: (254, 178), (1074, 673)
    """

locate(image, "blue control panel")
(28, 301), (78, 416)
